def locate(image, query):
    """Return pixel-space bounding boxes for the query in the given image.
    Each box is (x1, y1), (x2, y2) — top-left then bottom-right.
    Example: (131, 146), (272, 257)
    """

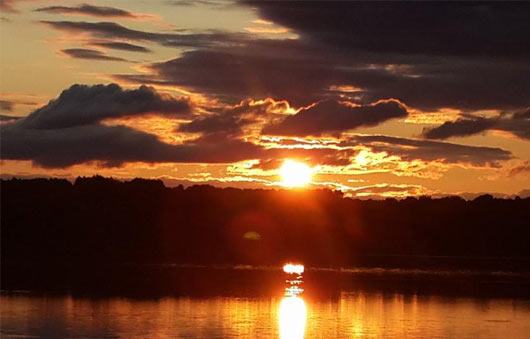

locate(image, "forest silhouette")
(2, 176), (529, 269)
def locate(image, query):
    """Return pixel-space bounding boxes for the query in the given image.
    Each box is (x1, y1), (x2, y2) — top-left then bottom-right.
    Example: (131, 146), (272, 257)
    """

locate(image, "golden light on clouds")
(244, 27), (289, 34)
(1, 0), (528, 199)
(355, 150), (369, 167)
(279, 160), (312, 187)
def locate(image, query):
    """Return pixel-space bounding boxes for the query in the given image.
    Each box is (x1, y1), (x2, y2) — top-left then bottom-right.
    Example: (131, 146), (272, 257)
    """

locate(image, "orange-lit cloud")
(35, 4), (161, 21)
(244, 27), (289, 34)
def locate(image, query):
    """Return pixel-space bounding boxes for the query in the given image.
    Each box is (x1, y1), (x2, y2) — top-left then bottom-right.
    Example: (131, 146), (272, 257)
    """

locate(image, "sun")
(279, 160), (312, 187)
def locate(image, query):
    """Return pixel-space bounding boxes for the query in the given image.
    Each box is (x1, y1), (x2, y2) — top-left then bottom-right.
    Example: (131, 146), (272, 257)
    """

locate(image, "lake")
(2, 266), (530, 338)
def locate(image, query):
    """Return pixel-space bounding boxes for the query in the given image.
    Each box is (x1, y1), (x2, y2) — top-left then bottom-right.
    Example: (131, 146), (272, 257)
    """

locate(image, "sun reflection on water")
(283, 263), (304, 275)
(279, 296), (307, 339)
(279, 263), (307, 339)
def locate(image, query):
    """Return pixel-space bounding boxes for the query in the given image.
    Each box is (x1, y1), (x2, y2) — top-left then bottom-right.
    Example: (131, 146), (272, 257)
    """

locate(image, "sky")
(1, 0), (529, 198)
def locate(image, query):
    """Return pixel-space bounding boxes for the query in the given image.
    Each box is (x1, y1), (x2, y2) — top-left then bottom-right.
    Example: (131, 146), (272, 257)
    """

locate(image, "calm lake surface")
(2, 266), (530, 338)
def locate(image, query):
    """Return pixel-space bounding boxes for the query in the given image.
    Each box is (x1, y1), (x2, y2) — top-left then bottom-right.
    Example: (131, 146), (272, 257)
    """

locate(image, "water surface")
(2, 266), (530, 338)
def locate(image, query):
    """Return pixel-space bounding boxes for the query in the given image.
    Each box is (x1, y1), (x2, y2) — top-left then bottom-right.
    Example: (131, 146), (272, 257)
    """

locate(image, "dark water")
(2, 266), (530, 338)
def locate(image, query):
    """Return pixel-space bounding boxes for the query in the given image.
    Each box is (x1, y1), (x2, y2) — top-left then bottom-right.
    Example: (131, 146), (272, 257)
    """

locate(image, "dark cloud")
(0, 100), (14, 111)
(514, 108), (530, 120)
(61, 48), (129, 62)
(116, 39), (530, 111)
(89, 41), (151, 53)
(19, 84), (191, 129)
(0, 98), (40, 113)
(41, 20), (248, 49)
(0, 122), (261, 168)
(38, 4), (530, 112)
(0, 84), (261, 168)
(423, 108), (530, 141)
(345, 135), (512, 167)
(42, 21), (164, 41)
(40, 10), (530, 112)
(510, 162), (530, 177)
(499, 109), (530, 140)
(423, 118), (497, 140)
(178, 98), (290, 136)
(351, 60), (530, 112)
(263, 99), (408, 136)
(116, 44), (343, 106)
(235, 2), (530, 111)
(35, 4), (141, 18)
(244, 1), (530, 58)
(0, 115), (21, 122)
(179, 114), (251, 136)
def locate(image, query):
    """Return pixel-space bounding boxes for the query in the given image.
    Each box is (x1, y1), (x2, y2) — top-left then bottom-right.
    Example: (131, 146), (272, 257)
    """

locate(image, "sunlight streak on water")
(2, 266), (530, 338)
(279, 263), (307, 338)
(2, 292), (530, 338)
(283, 264), (304, 275)
(279, 296), (306, 339)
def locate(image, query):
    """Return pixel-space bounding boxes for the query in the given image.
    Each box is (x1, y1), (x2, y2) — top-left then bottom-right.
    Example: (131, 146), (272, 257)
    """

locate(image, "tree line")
(2, 176), (529, 269)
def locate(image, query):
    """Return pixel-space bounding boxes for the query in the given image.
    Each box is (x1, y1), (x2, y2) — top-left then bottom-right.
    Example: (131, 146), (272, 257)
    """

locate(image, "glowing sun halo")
(280, 160), (312, 187)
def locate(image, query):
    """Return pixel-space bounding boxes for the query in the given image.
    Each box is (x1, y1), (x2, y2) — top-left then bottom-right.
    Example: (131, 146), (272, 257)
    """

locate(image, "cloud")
(178, 97), (291, 136)
(345, 135), (512, 167)
(61, 48), (129, 62)
(0, 100), (14, 112)
(116, 38), (530, 111)
(509, 162), (530, 177)
(89, 41), (151, 53)
(496, 109), (530, 140)
(116, 43), (344, 106)
(0, 82), (515, 171)
(518, 189), (530, 198)
(169, 0), (225, 7)
(349, 183), (427, 198)
(263, 99), (408, 136)
(179, 114), (251, 136)
(0, 84), (263, 168)
(37, 4), (529, 113)
(19, 84), (191, 129)
(0, 122), (261, 168)
(0, 115), (21, 123)
(423, 108), (530, 141)
(1, 120), (513, 170)
(0, 95), (42, 112)
(244, 1), (530, 58)
(41, 20), (248, 49)
(245, 132), (513, 177)
(35, 4), (156, 20)
(39, 12), (529, 112)
(423, 118), (497, 139)
(42, 20), (168, 41)
(0, 0), (20, 13)
(244, 26), (288, 34)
